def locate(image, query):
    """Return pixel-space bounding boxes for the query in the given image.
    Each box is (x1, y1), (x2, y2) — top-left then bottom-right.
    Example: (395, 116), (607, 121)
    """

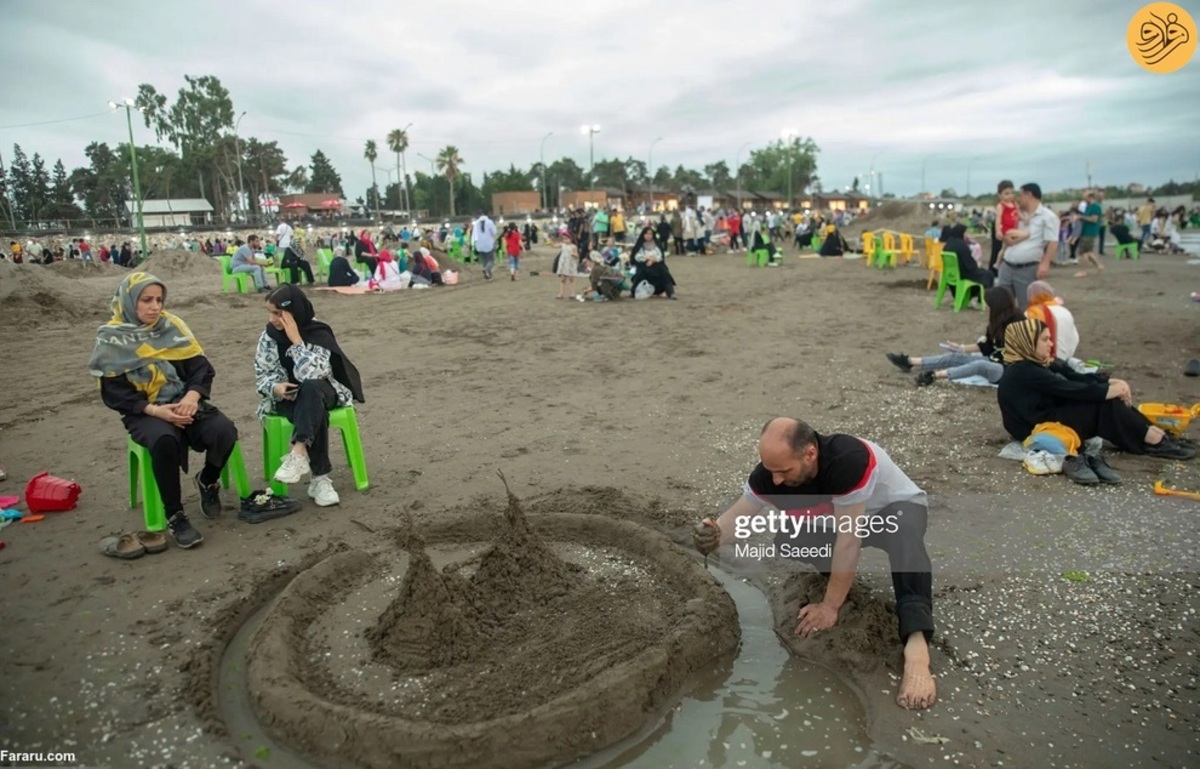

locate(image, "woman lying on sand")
(255, 284), (364, 507)
(885, 286), (1025, 387)
(90, 272), (240, 550)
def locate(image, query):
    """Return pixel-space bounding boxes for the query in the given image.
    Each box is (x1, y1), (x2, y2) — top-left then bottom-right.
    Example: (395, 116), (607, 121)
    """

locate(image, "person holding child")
(91, 273), (240, 550)
(255, 284), (365, 508)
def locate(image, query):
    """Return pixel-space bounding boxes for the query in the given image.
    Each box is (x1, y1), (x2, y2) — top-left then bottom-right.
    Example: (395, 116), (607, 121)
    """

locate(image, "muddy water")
(565, 568), (904, 769)
(218, 555), (899, 769)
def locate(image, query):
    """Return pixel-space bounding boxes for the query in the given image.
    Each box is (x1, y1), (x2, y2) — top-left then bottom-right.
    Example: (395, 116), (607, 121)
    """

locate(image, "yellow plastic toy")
(1138, 403), (1200, 436)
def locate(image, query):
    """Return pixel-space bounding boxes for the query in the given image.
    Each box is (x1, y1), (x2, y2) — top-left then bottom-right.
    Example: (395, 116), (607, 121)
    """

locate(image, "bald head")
(758, 418), (819, 486)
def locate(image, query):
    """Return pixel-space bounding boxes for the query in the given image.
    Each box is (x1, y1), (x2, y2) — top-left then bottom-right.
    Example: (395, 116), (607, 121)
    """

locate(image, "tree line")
(0, 73), (828, 227)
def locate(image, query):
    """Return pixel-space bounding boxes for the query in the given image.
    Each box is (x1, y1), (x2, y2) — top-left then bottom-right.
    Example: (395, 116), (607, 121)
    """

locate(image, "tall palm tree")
(386, 127), (409, 212)
(436, 146), (464, 218)
(363, 139), (379, 219)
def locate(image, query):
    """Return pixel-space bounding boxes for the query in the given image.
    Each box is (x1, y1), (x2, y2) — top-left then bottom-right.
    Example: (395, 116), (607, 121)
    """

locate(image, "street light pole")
(110, 99), (147, 260)
(539, 132), (553, 211)
(735, 141), (751, 212)
(648, 137), (663, 212)
(581, 124), (600, 193)
(782, 128), (799, 210)
(234, 110), (247, 223)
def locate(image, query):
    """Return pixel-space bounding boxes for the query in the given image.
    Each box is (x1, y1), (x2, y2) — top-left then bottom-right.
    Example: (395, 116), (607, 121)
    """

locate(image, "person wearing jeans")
(231, 234), (272, 291)
(472, 210), (498, 280)
(694, 418), (938, 711)
(255, 284), (365, 507)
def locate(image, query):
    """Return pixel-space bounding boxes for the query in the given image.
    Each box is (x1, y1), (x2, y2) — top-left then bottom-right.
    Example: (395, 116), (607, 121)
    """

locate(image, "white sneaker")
(274, 450), (311, 484)
(308, 476), (340, 507)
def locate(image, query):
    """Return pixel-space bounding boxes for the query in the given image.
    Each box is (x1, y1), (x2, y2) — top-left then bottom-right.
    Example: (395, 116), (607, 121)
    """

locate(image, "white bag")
(634, 280), (654, 299)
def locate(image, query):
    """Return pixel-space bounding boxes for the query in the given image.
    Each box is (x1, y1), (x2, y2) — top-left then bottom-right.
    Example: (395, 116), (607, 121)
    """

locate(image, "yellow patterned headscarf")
(1002, 318), (1050, 366)
(87, 273), (204, 404)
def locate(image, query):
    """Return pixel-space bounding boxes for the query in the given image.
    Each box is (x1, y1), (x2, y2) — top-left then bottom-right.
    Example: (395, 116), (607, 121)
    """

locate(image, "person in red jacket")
(728, 211), (743, 253)
(502, 222), (524, 281)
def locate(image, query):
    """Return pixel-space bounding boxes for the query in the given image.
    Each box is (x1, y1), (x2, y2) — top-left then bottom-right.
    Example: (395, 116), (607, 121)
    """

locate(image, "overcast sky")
(3, 0), (1198, 201)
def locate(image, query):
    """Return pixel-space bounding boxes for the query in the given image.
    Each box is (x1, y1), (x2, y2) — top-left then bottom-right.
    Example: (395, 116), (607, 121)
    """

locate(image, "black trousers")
(774, 501), (934, 643)
(125, 405), (238, 515)
(272, 379), (339, 476)
(1054, 398), (1153, 453)
(356, 256), (377, 276)
(282, 248), (314, 284)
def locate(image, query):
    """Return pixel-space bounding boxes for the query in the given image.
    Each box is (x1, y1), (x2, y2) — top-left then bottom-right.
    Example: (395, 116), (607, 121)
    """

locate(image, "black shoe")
(1062, 455), (1100, 485)
(1185, 359), (1200, 377)
(1144, 438), (1197, 460)
(168, 512), (204, 548)
(1085, 453), (1122, 484)
(915, 371), (935, 387)
(886, 352), (912, 372)
(194, 473), (222, 519)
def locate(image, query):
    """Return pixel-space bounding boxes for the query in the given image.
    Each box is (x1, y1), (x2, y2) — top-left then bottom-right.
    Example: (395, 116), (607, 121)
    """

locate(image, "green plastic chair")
(128, 436), (250, 531)
(262, 405), (368, 496)
(315, 249), (333, 278)
(217, 255), (253, 294)
(263, 254), (287, 286)
(447, 240), (462, 262)
(1114, 241), (1139, 260)
(811, 234), (823, 252)
(746, 248), (770, 267)
(934, 251), (987, 312)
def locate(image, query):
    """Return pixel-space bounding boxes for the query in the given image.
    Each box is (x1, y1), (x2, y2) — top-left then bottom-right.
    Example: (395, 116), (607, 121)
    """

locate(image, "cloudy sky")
(3, 0), (1198, 201)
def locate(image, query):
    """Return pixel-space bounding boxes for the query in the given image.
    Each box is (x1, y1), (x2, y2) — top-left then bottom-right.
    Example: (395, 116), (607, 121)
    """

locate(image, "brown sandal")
(135, 530), (168, 554)
(100, 533), (145, 560)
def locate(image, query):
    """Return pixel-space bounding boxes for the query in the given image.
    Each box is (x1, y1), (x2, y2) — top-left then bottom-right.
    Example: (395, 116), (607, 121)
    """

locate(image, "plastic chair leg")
(262, 417), (292, 496)
(334, 413), (370, 491)
(128, 438), (167, 532)
(220, 441), (251, 498)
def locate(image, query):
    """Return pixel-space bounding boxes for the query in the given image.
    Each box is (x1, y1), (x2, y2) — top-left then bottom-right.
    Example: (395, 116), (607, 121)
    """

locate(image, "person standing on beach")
(1073, 190), (1105, 277)
(471, 210), (498, 280)
(693, 418), (937, 710)
(998, 183), (1058, 309)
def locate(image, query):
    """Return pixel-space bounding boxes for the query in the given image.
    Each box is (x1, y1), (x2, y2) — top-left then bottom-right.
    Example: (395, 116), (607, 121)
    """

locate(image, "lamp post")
(580, 124), (600, 192)
(781, 128), (800, 212)
(400, 122), (413, 215)
(735, 141), (751, 212)
(920, 156), (931, 198)
(233, 110), (247, 223)
(966, 158), (973, 198)
(418, 153), (436, 215)
(539, 132), (553, 211)
(109, 99), (147, 260)
(648, 137), (663, 212)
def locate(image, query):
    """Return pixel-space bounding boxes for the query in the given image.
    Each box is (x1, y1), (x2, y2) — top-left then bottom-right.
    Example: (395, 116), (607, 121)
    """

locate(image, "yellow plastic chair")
(925, 242), (943, 290)
(861, 231), (876, 264)
(898, 233), (916, 265)
(877, 232), (900, 268)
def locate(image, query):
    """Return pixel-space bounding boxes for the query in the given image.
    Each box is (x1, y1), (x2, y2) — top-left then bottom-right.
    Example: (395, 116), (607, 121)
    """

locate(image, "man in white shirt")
(471, 210), (498, 280)
(999, 183), (1059, 309)
(276, 221), (294, 252)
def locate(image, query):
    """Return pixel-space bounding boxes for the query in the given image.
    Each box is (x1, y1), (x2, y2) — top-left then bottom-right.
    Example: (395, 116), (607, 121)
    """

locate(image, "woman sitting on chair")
(327, 246), (361, 287)
(255, 284), (365, 507)
(281, 241), (315, 285)
(750, 222), (780, 264)
(90, 272), (240, 549)
(629, 225), (677, 299)
(885, 286), (1025, 387)
(996, 318), (1193, 460)
(354, 228), (379, 276)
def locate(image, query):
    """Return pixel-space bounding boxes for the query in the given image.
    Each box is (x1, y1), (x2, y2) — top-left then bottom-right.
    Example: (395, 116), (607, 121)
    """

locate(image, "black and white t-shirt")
(743, 432), (926, 517)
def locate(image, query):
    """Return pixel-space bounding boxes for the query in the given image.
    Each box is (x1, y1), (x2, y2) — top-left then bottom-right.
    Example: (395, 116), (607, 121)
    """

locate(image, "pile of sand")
(843, 200), (938, 241)
(0, 261), (115, 328)
(45, 260), (115, 279)
(140, 249), (222, 278)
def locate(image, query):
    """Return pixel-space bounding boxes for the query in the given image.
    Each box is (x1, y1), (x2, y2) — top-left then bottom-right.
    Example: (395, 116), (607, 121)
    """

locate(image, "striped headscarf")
(1002, 318), (1050, 366)
(87, 272), (203, 404)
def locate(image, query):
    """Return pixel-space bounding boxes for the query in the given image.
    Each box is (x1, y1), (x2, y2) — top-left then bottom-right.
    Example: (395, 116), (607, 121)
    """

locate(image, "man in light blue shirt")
(231, 234), (272, 291)
(472, 211), (498, 280)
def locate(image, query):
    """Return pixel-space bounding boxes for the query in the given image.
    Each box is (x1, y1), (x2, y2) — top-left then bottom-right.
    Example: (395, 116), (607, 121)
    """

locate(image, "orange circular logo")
(1128, 2), (1197, 73)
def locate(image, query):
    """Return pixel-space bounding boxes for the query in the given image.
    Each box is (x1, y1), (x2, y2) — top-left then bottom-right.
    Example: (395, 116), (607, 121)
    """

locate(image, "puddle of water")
(564, 569), (904, 769)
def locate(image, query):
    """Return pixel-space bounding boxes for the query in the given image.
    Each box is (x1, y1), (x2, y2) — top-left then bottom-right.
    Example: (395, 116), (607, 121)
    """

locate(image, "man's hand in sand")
(795, 601), (839, 637)
(692, 518), (721, 555)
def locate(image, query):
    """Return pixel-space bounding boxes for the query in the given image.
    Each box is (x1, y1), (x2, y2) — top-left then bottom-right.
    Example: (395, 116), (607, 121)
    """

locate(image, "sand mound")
(140, 249), (222, 278)
(843, 200), (935, 241)
(0, 262), (114, 328)
(45, 260), (113, 279)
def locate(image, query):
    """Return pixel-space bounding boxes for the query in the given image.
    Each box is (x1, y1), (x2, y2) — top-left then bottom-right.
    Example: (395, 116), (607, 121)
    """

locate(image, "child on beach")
(502, 223), (523, 281)
(554, 235), (579, 299)
(992, 180), (1027, 271)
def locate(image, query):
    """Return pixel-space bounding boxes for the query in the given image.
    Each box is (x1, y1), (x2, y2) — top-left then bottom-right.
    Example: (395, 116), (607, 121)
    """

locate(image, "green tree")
(69, 141), (126, 222)
(544, 158), (585, 205)
(652, 166), (672, 187)
(306, 150), (343, 194)
(704, 161), (732, 190)
(852, 176), (860, 192)
(386, 127), (410, 212)
(242, 138), (287, 214)
(591, 158), (627, 189)
(364, 139), (379, 217)
(672, 164), (707, 191)
(624, 157), (649, 186)
(8, 144), (32, 221)
(49, 159), (82, 220)
(27, 153), (52, 223)
(436, 145), (464, 217)
(744, 137), (819, 196)
(286, 165), (309, 194)
(939, 187), (957, 198)
(0, 156), (13, 228)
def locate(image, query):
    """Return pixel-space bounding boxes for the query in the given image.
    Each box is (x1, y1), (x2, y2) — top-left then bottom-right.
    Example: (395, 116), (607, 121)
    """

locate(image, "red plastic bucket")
(25, 471), (82, 513)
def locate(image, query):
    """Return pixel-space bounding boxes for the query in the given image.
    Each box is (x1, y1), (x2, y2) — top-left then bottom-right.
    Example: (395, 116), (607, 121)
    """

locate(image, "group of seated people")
(884, 281), (1194, 484)
(89, 274), (365, 552)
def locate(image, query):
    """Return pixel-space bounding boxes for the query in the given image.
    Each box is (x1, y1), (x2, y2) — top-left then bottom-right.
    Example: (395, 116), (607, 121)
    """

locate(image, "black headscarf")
(265, 284), (365, 403)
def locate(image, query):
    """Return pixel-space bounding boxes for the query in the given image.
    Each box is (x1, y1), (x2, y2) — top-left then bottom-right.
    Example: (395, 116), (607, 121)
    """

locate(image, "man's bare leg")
(896, 631), (937, 709)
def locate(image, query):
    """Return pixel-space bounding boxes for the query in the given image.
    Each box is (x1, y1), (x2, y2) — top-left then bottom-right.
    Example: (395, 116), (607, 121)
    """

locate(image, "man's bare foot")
(1073, 270), (1090, 278)
(896, 633), (937, 709)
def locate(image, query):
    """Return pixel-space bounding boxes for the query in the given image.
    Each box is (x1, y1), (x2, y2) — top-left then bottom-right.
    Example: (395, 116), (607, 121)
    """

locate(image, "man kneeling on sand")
(693, 417), (937, 709)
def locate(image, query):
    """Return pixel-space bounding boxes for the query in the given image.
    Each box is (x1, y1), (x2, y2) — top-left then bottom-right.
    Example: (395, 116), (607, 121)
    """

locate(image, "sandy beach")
(0, 233), (1197, 769)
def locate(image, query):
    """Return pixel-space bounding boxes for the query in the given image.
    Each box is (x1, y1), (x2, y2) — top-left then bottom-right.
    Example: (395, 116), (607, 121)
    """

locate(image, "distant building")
(126, 198), (214, 228)
(491, 191), (541, 217)
(561, 189), (625, 211)
(278, 193), (345, 218)
(1128, 183), (1146, 194)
